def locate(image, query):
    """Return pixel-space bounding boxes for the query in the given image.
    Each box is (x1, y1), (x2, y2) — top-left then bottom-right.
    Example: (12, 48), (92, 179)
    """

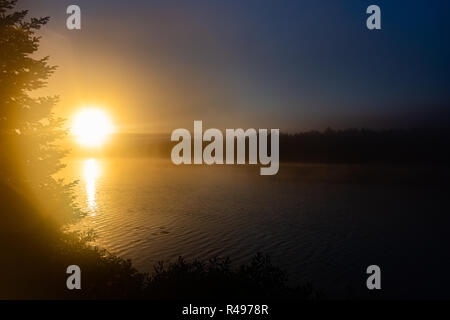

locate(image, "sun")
(71, 108), (115, 147)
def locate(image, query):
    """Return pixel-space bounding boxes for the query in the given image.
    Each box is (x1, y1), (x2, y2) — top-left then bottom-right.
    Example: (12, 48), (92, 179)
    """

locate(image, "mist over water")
(60, 157), (450, 298)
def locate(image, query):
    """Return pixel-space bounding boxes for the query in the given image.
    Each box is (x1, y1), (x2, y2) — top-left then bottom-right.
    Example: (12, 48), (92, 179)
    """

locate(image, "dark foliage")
(145, 254), (315, 300)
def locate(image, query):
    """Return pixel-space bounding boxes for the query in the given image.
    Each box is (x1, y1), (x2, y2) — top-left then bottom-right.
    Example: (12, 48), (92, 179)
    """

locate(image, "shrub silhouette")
(145, 254), (315, 300)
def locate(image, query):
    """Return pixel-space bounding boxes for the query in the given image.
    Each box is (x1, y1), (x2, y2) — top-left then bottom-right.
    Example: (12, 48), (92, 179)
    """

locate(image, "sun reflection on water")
(83, 158), (101, 216)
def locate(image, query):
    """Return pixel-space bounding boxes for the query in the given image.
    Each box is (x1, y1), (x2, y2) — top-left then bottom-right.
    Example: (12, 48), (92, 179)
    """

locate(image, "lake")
(60, 157), (450, 298)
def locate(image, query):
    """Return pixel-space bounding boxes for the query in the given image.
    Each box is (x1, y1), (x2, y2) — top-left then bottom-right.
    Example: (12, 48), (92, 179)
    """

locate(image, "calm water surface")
(60, 157), (450, 298)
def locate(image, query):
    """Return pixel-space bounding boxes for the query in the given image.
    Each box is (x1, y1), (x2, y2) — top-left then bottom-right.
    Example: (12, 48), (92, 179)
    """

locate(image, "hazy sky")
(21, 0), (450, 133)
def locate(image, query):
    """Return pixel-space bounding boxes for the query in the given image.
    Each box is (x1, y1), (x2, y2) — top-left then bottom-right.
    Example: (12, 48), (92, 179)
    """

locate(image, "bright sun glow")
(71, 108), (114, 147)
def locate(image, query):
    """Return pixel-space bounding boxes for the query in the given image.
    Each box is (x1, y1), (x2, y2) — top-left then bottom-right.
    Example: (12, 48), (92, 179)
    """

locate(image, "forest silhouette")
(96, 128), (450, 165)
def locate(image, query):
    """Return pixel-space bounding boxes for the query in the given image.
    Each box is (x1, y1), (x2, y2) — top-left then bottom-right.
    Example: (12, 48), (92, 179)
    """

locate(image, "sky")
(20, 0), (450, 133)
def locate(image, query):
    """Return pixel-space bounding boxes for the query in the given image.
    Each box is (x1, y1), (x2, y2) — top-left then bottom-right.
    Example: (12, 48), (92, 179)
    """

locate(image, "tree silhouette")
(0, 0), (80, 224)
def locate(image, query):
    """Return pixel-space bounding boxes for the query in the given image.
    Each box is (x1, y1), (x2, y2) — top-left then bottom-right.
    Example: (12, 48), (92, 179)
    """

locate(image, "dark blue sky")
(22, 0), (450, 132)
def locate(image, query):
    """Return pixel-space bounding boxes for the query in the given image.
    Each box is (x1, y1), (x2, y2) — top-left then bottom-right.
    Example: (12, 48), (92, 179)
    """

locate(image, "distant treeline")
(84, 128), (450, 164)
(281, 128), (450, 164)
